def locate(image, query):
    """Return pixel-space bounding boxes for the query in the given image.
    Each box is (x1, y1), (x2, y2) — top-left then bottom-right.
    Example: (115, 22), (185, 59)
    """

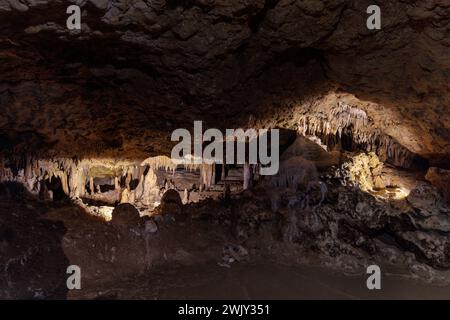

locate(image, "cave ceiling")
(0, 0), (449, 167)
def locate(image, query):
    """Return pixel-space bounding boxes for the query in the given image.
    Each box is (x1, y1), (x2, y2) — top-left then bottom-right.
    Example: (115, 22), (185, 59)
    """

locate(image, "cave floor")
(1, 199), (449, 300)
(69, 262), (450, 300)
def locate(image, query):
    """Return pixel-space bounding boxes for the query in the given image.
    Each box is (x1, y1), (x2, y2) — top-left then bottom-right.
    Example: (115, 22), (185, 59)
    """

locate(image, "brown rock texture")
(0, 0), (449, 167)
(426, 166), (450, 203)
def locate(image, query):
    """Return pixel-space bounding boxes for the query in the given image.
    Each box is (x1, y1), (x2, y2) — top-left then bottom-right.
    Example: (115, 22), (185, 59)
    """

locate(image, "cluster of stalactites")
(0, 156), (162, 200)
(0, 153), (223, 201)
(140, 155), (207, 173)
(140, 156), (219, 189)
(297, 102), (420, 169)
(299, 102), (369, 138)
(0, 156), (78, 197)
(141, 156), (178, 173)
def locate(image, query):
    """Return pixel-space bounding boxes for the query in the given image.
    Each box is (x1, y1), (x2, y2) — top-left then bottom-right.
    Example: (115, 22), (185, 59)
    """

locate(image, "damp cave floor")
(1, 199), (449, 300)
(68, 262), (450, 300)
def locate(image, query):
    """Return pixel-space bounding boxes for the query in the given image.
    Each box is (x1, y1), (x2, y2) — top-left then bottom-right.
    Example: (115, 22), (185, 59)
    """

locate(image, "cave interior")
(0, 0), (449, 299)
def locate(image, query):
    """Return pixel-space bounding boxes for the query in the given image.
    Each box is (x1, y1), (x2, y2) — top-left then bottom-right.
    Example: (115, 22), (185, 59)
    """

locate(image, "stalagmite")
(68, 163), (86, 199)
(129, 190), (135, 204)
(24, 158), (36, 192)
(125, 171), (132, 190)
(223, 183), (230, 201)
(39, 181), (53, 201)
(120, 188), (130, 204)
(135, 173), (145, 200)
(200, 164), (214, 189)
(141, 168), (159, 206)
(132, 166), (139, 180)
(221, 164), (226, 180)
(0, 157), (172, 207)
(89, 176), (95, 195)
(243, 163), (253, 190)
(182, 188), (189, 204)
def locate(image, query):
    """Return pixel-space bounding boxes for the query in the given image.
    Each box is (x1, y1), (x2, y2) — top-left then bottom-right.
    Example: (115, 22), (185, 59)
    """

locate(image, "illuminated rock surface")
(0, 0), (449, 166)
(0, 1), (449, 299)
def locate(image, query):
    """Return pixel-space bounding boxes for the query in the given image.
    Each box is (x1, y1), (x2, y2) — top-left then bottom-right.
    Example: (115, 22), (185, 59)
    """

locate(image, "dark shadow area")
(45, 177), (69, 201)
(0, 182), (69, 299)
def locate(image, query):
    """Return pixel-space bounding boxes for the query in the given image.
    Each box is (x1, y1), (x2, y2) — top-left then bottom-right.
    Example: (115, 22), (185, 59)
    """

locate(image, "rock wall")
(0, 1), (448, 167)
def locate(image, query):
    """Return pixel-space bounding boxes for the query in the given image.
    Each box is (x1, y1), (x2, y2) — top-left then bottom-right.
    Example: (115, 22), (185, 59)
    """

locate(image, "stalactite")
(141, 156), (177, 172)
(59, 171), (69, 196)
(297, 102), (423, 169)
(0, 154), (218, 209)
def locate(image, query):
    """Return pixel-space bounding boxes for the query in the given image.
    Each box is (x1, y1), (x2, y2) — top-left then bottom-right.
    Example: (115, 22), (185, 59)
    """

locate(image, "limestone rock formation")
(2, 0), (450, 301)
(159, 189), (184, 219)
(0, 0), (448, 168)
(425, 167), (450, 204)
(337, 152), (384, 192)
(407, 181), (448, 217)
(111, 203), (142, 228)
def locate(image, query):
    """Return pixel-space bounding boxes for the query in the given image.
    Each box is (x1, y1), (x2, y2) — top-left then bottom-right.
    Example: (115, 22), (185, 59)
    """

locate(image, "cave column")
(200, 164), (214, 189)
(142, 168), (159, 206)
(182, 188), (189, 204)
(221, 164), (226, 180)
(125, 170), (132, 190)
(89, 176), (94, 195)
(68, 163), (86, 199)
